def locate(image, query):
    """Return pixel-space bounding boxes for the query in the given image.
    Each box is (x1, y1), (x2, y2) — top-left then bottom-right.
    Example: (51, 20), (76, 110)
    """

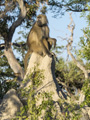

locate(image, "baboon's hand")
(48, 53), (53, 57)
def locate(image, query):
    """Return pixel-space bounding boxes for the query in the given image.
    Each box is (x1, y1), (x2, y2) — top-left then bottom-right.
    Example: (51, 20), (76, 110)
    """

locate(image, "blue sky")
(46, 11), (87, 59)
(47, 12), (86, 45)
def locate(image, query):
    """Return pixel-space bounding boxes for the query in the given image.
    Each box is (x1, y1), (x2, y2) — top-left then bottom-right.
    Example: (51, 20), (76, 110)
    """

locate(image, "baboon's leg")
(30, 42), (43, 55)
(30, 41), (51, 57)
(24, 43), (42, 72)
(43, 39), (49, 50)
(40, 40), (52, 57)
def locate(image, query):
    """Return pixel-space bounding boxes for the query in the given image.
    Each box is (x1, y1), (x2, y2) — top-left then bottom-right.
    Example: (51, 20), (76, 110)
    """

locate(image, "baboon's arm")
(48, 38), (57, 48)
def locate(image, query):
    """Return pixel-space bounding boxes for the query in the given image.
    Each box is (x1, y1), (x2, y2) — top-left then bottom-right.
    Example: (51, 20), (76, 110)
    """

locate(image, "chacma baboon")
(24, 14), (56, 71)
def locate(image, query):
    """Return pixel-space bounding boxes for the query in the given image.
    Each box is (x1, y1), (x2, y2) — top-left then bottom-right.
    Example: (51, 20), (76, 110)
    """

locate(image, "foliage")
(78, 27), (90, 60)
(58, 98), (82, 120)
(81, 79), (90, 107)
(0, 79), (18, 99)
(49, 0), (90, 16)
(55, 58), (84, 94)
(77, 5), (90, 61)
(77, 7), (90, 108)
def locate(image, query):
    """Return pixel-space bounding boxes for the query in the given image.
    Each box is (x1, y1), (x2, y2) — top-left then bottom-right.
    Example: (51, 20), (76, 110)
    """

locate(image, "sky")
(46, 11), (87, 59)
(12, 10), (87, 60)
(47, 12), (86, 45)
(47, 12), (87, 42)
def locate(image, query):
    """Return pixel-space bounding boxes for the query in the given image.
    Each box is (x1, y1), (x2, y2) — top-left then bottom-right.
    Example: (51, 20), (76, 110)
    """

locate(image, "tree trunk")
(4, 47), (24, 82)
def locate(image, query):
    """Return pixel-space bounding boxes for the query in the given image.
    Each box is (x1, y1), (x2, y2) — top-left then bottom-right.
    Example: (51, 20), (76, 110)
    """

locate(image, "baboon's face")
(36, 14), (48, 27)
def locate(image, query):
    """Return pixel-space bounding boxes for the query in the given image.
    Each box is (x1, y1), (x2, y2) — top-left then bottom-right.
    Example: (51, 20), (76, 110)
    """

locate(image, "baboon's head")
(36, 14), (48, 27)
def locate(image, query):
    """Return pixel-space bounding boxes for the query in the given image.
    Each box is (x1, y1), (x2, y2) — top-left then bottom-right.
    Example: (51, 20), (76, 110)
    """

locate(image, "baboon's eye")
(37, 15), (42, 19)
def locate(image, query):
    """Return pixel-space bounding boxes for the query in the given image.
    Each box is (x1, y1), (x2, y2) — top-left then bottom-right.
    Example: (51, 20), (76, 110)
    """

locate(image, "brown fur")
(24, 14), (56, 71)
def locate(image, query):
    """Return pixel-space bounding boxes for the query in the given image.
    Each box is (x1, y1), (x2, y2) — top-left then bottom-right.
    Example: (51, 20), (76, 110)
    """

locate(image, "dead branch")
(67, 13), (88, 79)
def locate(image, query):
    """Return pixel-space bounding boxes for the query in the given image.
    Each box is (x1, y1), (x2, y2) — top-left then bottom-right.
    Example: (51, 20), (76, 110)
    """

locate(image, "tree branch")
(8, 0), (28, 43)
(66, 8), (89, 12)
(49, 1), (89, 12)
(0, 42), (26, 50)
(0, 1), (16, 19)
(67, 13), (88, 79)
